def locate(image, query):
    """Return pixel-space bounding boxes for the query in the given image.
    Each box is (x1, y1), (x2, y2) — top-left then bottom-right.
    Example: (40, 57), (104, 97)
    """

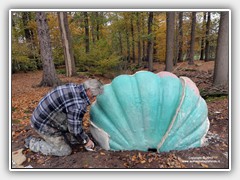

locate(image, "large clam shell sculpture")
(90, 71), (209, 152)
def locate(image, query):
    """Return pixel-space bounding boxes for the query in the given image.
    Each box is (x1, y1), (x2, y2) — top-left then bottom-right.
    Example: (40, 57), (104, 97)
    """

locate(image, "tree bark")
(213, 12), (229, 86)
(177, 12), (183, 62)
(118, 31), (123, 55)
(36, 12), (61, 87)
(22, 12), (32, 42)
(188, 12), (196, 65)
(142, 13), (146, 63)
(131, 14), (136, 63)
(84, 12), (90, 53)
(58, 12), (76, 77)
(124, 13), (131, 63)
(115, 13), (123, 55)
(174, 12), (179, 65)
(136, 12), (142, 66)
(200, 12), (207, 60)
(91, 12), (96, 44)
(96, 12), (100, 41)
(165, 12), (175, 71)
(205, 12), (211, 61)
(147, 12), (154, 71)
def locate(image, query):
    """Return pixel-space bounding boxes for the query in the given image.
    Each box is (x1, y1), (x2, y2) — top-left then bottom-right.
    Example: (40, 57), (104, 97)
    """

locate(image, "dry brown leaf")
(138, 152), (143, 160)
(37, 159), (45, 164)
(123, 162), (129, 167)
(148, 157), (153, 163)
(100, 152), (105, 155)
(12, 148), (26, 165)
(200, 163), (209, 168)
(140, 160), (146, 164)
(131, 155), (137, 161)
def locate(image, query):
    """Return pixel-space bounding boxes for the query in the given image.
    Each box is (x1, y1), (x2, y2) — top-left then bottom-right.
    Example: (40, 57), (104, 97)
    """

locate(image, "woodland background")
(11, 11), (228, 87)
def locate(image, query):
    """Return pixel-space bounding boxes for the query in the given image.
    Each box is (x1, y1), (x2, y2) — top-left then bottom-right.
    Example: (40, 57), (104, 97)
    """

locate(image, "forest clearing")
(10, 10), (229, 170)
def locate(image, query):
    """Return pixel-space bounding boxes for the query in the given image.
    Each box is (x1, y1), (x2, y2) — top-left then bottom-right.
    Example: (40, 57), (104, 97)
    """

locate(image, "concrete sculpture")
(90, 71), (209, 152)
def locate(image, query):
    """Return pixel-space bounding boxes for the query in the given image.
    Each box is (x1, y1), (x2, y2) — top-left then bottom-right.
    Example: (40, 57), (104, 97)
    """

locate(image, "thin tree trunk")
(115, 13), (123, 55)
(96, 12), (100, 41)
(165, 12), (175, 71)
(36, 12), (61, 87)
(200, 12), (207, 60)
(118, 31), (123, 55)
(124, 14), (131, 63)
(91, 12), (95, 44)
(174, 12), (179, 65)
(136, 12), (142, 66)
(22, 12), (32, 41)
(131, 14), (136, 63)
(178, 12), (183, 62)
(147, 12), (154, 71)
(205, 12), (211, 61)
(58, 12), (76, 77)
(142, 13), (146, 63)
(188, 12), (196, 65)
(84, 12), (90, 53)
(213, 12), (229, 86)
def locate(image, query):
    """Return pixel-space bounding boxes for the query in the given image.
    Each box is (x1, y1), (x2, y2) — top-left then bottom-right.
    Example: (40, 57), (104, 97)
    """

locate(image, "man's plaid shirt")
(31, 83), (90, 142)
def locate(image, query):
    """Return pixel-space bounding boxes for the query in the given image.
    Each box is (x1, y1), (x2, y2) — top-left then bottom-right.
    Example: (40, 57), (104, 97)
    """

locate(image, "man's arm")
(66, 105), (90, 144)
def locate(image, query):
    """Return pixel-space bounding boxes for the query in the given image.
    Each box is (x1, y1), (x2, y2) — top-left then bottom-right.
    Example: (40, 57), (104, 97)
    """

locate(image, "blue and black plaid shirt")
(31, 83), (90, 142)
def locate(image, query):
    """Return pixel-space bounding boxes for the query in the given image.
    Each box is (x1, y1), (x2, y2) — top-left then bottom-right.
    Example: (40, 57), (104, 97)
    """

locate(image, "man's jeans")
(29, 112), (75, 156)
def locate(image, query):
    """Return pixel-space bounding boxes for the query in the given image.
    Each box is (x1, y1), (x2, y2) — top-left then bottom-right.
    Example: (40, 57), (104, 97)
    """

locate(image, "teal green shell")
(90, 71), (209, 152)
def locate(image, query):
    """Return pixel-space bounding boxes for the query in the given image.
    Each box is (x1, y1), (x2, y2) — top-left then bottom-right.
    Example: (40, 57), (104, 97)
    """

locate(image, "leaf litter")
(11, 61), (229, 169)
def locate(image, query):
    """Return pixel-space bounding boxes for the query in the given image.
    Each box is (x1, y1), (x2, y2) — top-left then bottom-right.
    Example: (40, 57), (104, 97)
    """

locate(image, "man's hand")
(84, 139), (95, 151)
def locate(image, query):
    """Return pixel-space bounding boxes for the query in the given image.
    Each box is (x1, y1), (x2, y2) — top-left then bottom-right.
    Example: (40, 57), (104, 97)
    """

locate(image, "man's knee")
(59, 144), (72, 156)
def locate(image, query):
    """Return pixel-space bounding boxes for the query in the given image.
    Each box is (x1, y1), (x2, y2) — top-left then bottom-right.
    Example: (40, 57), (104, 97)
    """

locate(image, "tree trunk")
(131, 14), (136, 63)
(165, 12), (175, 72)
(36, 12), (61, 87)
(118, 31), (123, 55)
(136, 12), (142, 66)
(115, 13), (123, 55)
(174, 12), (179, 65)
(84, 12), (90, 53)
(205, 12), (211, 61)
(96, 12), (100, 41)
(58, 12), (76, 77)
(177, 12), (183, 62)
(124, 14), (131, 63)
(147, 12), (154, 71)
(22, 12), (32, 42)
(22, 12), (37, 61)
(91, 12), (96, 44)
(200, 12), (207, 60)
(188, 12), (196, 65)
(142, 13), (146, 63)
(213, 12), (229, 86)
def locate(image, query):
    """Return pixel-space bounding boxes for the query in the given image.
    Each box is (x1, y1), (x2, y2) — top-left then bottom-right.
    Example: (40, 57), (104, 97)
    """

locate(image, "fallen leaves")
(12, 148), (26, 166)
(120, 151), (187, 168)
(11, 67), (229, 169)
(165, 154), (186, 168)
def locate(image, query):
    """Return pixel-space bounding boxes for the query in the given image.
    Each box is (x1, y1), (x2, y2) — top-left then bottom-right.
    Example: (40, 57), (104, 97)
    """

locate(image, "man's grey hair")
(83, 79), (104, 96)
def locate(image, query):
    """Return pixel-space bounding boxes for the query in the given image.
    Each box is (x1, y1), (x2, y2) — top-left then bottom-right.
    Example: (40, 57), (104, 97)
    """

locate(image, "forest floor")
(11, 60), (229, 170)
